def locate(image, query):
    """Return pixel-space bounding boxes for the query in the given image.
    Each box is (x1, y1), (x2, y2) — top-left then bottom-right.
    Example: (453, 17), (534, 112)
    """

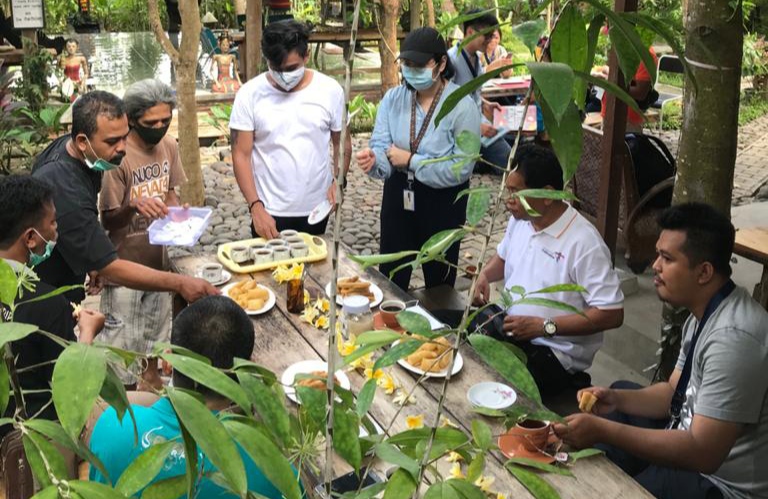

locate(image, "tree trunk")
(148, 0), (204, 206)
(379, 0), (400, 92)
(246, 0), (263, 80)
(410, 0), (422, 30)
(425, 0), (436, 27)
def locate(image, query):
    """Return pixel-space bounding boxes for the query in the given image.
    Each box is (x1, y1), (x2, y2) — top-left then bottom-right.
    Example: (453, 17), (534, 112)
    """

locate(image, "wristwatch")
(542, 319), (557, 338)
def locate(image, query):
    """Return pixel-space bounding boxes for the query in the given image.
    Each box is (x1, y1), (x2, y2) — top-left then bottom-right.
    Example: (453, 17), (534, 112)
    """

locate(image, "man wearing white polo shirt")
(473, 144), (624, 396)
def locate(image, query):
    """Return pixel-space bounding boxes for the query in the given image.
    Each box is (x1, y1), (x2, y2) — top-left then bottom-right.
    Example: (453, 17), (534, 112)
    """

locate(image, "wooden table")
(734, 227), (768, 309)
(481, 77), (531, 100)
(172, 241), (651, 498)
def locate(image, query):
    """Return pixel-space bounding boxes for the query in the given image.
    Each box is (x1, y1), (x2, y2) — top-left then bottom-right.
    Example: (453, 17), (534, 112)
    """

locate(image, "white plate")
(281, 360), (351, 404)
(467, 382), (517, 409)
(195, 269), (232, 287)
(221, 282), (276, 315)
(308, 199), (332, 225)
(393, 340), (463, 378)
(325, 280), (384, 308)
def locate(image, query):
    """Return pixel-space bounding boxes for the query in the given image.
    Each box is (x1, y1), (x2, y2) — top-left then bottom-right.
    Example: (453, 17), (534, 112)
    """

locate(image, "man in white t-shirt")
(472, 144), (624, 396)
(229, 20), (351, 238)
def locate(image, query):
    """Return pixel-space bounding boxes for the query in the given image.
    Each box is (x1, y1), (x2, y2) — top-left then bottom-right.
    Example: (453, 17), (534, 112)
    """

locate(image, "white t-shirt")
(496, 205), (624, 372)
(229, 70), (344, 216)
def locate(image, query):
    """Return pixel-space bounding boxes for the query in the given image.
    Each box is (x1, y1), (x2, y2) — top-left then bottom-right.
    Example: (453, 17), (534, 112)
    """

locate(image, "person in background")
(356, 28), (481, 291)
(555, 203), (768, 499)
(230, 20), (351, 239)
(480, 30), (513, 78)
(596, 46), (658, 133)
(99, 79), (186, 391)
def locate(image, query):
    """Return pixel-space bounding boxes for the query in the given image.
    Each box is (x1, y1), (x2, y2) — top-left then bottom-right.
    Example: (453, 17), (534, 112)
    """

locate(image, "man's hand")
(130, 196), (169, 220)
(480, 123), (499, 138)
(177, 275), (220, 303)
(386, 145), (411, 169)
(87, 271), (103, 295)
(77, 309), (105, 344)
(576, 386), (619, 415)
(473, 272), (491, 306)
(553, 413), (606, 449)
(250, 203), (279, 239)
(356, 148), (376, 173)
(502, 315), (544, 341)
(327, 179), (339, 207)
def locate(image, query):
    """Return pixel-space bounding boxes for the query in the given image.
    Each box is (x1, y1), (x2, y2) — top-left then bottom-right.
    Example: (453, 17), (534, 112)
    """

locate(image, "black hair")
(0, 175), (53, 249)
(462, 9), (500, 34)
(70, 90), (125, 140)
(262, 20), (311, 68)
(512, 144), (564, 191)
(656, 203), (735, 277)
(171, 296), (255, 399)
(218, 33), (233, 45)
(402, 56), (456, 91)
(65, 38), (79, 46)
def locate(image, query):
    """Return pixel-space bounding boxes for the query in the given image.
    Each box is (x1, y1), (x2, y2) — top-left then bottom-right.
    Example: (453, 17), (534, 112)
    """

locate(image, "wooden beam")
(245, 0), (263, 80)
(596, 0), (637, 261)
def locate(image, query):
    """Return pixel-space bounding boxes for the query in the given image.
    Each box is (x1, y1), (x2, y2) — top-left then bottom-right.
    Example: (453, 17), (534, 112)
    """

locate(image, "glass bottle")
(286, 276), (304, 313)
(341, 295), (373, 342)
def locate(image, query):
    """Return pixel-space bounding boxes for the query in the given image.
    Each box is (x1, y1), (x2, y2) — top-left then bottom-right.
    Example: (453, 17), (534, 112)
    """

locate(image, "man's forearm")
(480, 255), (506, 283)
(548, 307), (623, 337)
(100, 259), (183, 293)
(614, 381), (676, 419)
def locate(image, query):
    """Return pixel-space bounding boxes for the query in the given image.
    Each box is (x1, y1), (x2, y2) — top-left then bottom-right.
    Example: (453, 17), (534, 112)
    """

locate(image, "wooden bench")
(734, 227), (768, 310)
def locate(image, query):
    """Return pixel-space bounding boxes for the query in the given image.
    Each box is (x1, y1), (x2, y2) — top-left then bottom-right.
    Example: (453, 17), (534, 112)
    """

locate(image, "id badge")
(403, 189), (415, 211)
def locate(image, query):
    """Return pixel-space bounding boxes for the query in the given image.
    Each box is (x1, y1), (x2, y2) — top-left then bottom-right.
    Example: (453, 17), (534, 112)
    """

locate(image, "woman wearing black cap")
(356, 27), (482, 291)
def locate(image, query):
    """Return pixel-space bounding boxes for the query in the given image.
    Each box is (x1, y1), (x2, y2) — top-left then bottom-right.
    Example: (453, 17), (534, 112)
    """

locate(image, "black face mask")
(134, 123), (170, 146)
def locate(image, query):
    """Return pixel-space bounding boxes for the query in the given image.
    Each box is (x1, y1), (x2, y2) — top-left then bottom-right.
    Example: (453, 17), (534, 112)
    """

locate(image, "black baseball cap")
(398, 27), (447, 65)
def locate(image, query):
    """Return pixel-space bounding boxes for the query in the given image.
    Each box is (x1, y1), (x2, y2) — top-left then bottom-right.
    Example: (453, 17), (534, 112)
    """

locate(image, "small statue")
(58, 38), (88, 100)
(210, 35), (241, 94)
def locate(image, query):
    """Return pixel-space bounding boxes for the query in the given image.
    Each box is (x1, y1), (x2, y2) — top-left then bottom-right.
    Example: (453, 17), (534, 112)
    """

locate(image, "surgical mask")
(83, 136), (124, 172)
(28, 229), (56, 267)
(134, 123), (170, 146)
(269, 66), (305, 91)
(401, 64), (438, 91)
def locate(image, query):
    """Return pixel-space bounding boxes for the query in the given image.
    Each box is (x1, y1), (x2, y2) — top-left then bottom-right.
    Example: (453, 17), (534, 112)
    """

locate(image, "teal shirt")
(89, 398), (291, 498)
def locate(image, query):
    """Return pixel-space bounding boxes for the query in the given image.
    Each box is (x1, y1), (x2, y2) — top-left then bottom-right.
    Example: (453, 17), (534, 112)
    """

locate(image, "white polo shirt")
(496, 204), (624, 372)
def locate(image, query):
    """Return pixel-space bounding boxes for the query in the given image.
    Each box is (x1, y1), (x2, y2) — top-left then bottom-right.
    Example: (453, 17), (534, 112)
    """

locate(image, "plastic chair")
(650, 55), (684, 129)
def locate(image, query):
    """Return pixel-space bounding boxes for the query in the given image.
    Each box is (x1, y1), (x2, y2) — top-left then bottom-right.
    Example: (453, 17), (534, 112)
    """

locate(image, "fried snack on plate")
(406, 336), (454, 373)
(579, 391), (598, 413)
(296, 370), (339, 390)
(337, 276), (374, 301)
(228, 280), (266, 311)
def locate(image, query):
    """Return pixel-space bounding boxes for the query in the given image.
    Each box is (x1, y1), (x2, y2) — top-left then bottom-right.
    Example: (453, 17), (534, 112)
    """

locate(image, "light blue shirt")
(367, 81), (481, 189)
(448, 44), (484, 105)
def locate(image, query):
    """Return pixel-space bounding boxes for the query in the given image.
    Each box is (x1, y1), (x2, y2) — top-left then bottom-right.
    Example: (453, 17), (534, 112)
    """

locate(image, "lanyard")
(668, 280), (735, 429)
(409, 82), (445, 153)
(460, 46), (479, 79)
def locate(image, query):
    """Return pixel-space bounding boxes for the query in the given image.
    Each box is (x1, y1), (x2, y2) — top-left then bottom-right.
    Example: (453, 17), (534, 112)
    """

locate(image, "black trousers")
(250, 214), (329, 238)
(379, 172), (468, 291)
(598, 381), (724, 499)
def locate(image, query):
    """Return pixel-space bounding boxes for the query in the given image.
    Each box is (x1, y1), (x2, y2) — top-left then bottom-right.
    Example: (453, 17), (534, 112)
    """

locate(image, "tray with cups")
(216, 230), (328, 273)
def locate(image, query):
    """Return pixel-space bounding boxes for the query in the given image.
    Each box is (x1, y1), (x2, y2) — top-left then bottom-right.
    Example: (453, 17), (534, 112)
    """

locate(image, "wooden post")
(245, 0), (263, 80)
(410, 0), (422, 29)
(596, 0), (636, 261)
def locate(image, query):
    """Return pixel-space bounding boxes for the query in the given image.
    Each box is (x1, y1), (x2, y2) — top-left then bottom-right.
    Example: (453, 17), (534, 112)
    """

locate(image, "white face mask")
(270, 66), (306, 91)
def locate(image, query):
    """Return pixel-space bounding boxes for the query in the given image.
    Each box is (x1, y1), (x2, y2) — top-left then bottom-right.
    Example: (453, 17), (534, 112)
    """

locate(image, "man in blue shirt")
(448, 9), (511, 175)
(89, 296), (299, 498)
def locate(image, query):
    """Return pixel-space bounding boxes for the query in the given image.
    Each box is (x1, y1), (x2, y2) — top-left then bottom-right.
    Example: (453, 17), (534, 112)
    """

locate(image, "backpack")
(624, 133), (676, 208)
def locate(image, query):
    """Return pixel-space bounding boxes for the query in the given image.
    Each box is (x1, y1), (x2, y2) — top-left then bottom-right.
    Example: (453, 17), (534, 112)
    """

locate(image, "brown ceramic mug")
(379, 300), (406, 328)
(505, 419), (551, 453)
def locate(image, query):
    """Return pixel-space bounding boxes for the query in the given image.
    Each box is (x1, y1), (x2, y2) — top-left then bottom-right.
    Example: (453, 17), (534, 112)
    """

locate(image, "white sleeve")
(572, 243), (624, 309)
(330, 84), (344, 132)
(229, 86), (255, 131)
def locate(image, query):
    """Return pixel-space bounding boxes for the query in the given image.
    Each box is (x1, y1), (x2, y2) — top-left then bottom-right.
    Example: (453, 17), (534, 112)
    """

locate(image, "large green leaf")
(506, 464), (561, 499)
(23, 430), (68, 487)
(527, 62), (574, 125)
(52, 342), (107, 439)
(348, 250), (419, 269)
(374, 442), (420, 478)
(466, 452), (485, 483)
(0, 259), (16, 306)
(0, 361), (8, 417)
(0, 322), (38, 349)
(167, 388), (247, 494)
(568, 448), (604, 462)
(223, 420), (303, 499)
(395, 311), (433, 337)
(68, 480), (130, 498)
(506, 457), (574, 476)
(424, 482), (460, 499)
(141, 475), (187, 499)
(373, 338), (422, 371)
(471, 419), (492, 451)
(333, 404), (362, 471)
(513, 188), (578, 201)
(386, 427), (469, 448)
(100, 363), (136, 437)
(574, 70), (643, 117)
(446, 479), (487, 499)
(419, 228), (468, 259)
(14, 284), (82, 308)
(356, 379), (377, 418)
(160, 352), (250, 412)
(550, 4), (588, 109)
(356, 330), (403, 345)
(237, 372), (292, 446)
(232, 358), (278, 384)
(438, 9), (494, 38)
(466, 189), (491, 226)
(538, 99), (582, 185)
(456, 129), (481, 155)
(178, 419), (198, 499)
(608, 26), (641, 87)
(529, 283), (586, 295)
(115, 440), (177, 496)
(469, 334), (541, 403)
(513, 297), (584, 316)
(383, 468), (417, 499)
(296, 385), (326, 435)
(512, 19), (547, 54)
(30, 486), (58, 499)
(585, 14), (606, 74)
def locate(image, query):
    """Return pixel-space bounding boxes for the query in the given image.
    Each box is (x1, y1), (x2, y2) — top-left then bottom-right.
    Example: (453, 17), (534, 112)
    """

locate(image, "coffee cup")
(290, 243), (309, 258)
(379, 300), (406, 328)
(200, 263), (223, 283)
(230, 245), (249, 263)
(273, 246), (291, 261)
(250, 243), (267, 261)
(285, 236), (304, 246)
(253, 248), (273, 264)
(505, 419), (551, 453)
(280, 229), (299, 238)
(267, 239), (286, 249)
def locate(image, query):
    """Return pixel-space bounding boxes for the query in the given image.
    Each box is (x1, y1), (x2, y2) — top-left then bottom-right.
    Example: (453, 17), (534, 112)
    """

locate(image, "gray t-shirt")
(448, 44), (483, 106)
(675, 286), (768, 499)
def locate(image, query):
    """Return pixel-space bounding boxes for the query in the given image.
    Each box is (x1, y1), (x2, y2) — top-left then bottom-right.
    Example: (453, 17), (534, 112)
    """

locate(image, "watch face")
(544, 321), (557, 335)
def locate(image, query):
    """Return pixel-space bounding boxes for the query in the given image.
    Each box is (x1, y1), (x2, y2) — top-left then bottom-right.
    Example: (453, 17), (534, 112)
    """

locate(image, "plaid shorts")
(100, 286), (172, 383)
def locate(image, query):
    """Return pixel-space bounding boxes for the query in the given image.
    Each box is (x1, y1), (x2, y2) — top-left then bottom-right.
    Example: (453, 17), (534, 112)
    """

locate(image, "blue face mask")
(401, 64), (437, 91)
(28, 229), (56, 267)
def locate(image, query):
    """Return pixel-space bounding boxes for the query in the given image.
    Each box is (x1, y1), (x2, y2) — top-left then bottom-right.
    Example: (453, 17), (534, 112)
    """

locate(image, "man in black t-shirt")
(31, 91), (218, 304)
(0, 175), (104, 437)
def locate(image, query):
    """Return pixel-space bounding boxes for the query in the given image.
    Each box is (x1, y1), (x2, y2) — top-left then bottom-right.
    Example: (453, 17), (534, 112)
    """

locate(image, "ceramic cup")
(379, 300), (406, 328)
(253, 248), (273, 264)
(267, 239), (286, 249)
(273, 246), (291, 261)
(201, 263), (223, 283)
(290, 243), (309, 258)
(504, 419), (551, 453)
(285, 236), (304, 246)
(230, 245), (249, 263)
(250, 243), (267, 261)
(280, 229), (299, 238)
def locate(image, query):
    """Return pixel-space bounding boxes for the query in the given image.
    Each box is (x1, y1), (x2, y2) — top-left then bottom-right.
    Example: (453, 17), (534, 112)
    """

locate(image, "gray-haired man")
(98, 79), (186, 389)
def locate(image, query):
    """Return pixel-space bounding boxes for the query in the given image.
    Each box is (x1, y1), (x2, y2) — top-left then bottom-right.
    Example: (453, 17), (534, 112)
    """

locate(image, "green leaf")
(296, 385), (326, 434)
(356, 379), (377, 418)
(518, 195), (541, 217)
(512, 19), (548, 54)
(386, 427), (469, 448)
(222, 420), (302, 499)
(538, 98), (582, 185)
(469, 334), (541, 403)
(167, 387), (247, 494)
(383, 468), (417, 499)
(513, 297), (585, 316)
(437, 9), (495, 37)
(160, 352), (251, 412)
(466, 452), (485, 483)
(585, 14), (606, 74)
(395, 311), (432, 337)
(513, 189), (577, 201)
(506, 464), (561, 499)
(506, 457), (574, 476)
(68, 480), (131, 498)
(152, 342), (211, 365)
(23, 430), (68, 487)
(568, 447), (605, 462)
(232, 358), (278, 384)
(419, 228), (467, 259)
(450, 155), (479, 182)
(0, 361), (9, 416)
(342, 342), (389, 367)
(339, 482), (388, 499)
(14, 285), (83, 308)
(424, 481), (460, 499)
(471, 419), (493, 451)
(466, 189), (491, 226)
(115, 440), (177, 496)
(178, 418), (198, 499)
(0, 322), (38, 349)
(374, 442), (420, 478)
(456, 129), (481, 155)
(0, 259), (17, 306)
(550, 4), (588, 109)
(100, 363), (135, 434)
(608, 26), (641, 90)
(349, 250), (419, 269)
(142, 475), (187, 499)
(373, 339), (422, 371)
(470, 406), (506, 417)
(333, 404), (362, 472)
(528, 62), (574, 124)
(356, 330), (403, 346)
(529, 284), (586, 295)
(30, 486), (58, 499)
(446, 479), (487, 499)
(52, 343), (107, 439)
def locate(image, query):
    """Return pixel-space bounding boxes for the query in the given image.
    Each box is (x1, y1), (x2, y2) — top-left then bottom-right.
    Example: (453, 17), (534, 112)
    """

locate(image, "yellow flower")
(377, 373), (397, 394)
(314, 315), (329, 329)
(440, 416), (459, 429)
(393, 389), (415, 406)
(496, 494), (507, 499)
(446, 451), (463, 463)
(300, 306), (319, 324)
(349, 353), (373, 371)
(289, 263), (304, 280)
(271, 264), (290, 283)
(314, 298), (331, 313)
(303, 289), (311, 305)
(405, 414), (424, 429)
(364, 367), (384, 380)
(449, 462), (464, 479)
(474, 476), (495, 493)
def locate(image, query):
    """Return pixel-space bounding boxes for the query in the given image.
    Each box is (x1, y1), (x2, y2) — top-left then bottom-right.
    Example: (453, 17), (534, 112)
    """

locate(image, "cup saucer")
(373, 311), (405, 333)
(497, 432), (560, 464)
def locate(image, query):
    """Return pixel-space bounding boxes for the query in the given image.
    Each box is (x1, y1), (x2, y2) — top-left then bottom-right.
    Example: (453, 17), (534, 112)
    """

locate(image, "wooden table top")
(734, 227), (768, 265)
(172, 241), (651, 498)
